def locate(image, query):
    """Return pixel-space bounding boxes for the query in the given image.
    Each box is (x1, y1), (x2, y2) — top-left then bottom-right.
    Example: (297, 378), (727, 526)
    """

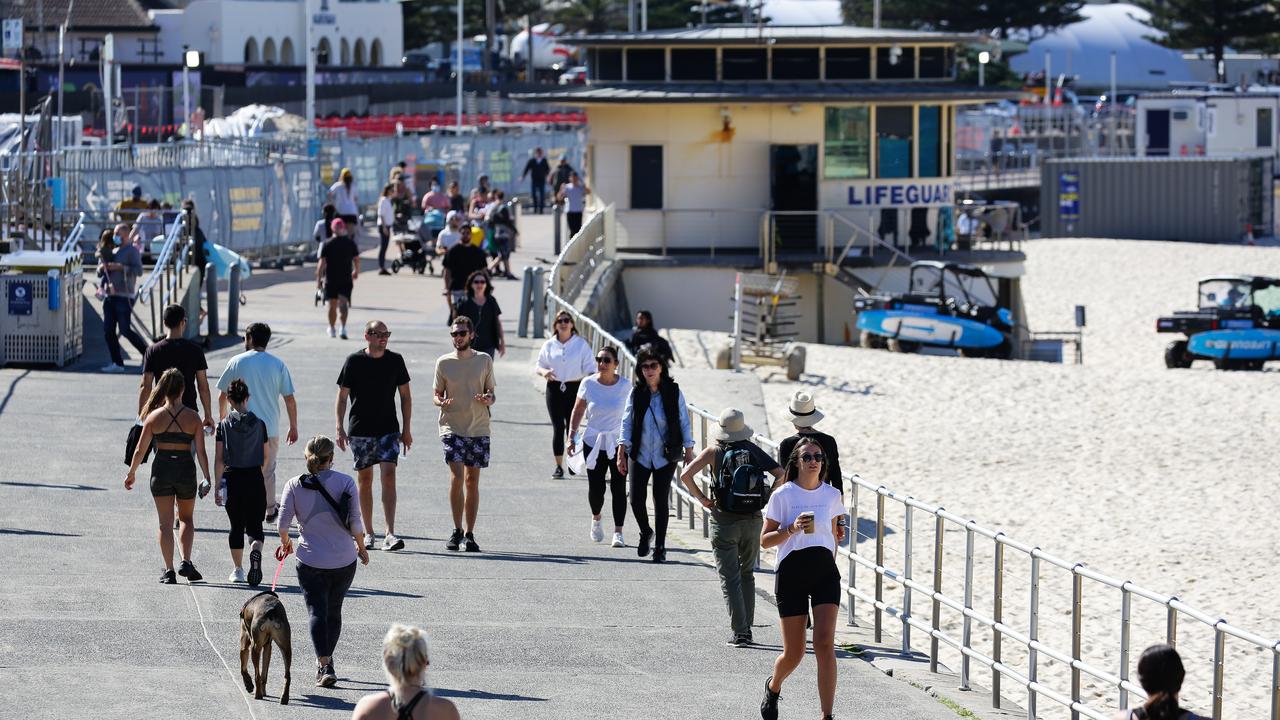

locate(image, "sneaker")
(177, 560), (203, 583)
(566, 463), (576, 476)
(727, 633), (753, 647)
(316, 662), (337, 687)
(159, 568), (177, 584)
(339, 326), (348, 340)
(378, 268), (392, 276)
(637, 528), (653, 558)
(383, 534), (404, 551)
(611, 531), (625, 548)
(363, 533), (376, 550)
(265, 503), (279, 524)
(247, 549), (263, 586)
(327, 326), (336, 338)
(552, 465), (564, 479)
(228, 566), (246, 583)
(590, 519), (604, 543)
(446, 528), (464, 551)
(760, 676), (782, 720)
(101, 363), (126, 373)
(652, 547), (667, 564)
(464, 532), (481, 552)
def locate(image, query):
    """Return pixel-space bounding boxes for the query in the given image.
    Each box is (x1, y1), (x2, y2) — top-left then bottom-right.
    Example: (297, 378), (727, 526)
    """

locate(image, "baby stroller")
(391, 215), (437, 275)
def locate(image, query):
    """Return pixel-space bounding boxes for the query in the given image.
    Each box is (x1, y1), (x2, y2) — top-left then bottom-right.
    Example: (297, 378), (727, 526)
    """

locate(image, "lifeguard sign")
(845, 179), (954, 207)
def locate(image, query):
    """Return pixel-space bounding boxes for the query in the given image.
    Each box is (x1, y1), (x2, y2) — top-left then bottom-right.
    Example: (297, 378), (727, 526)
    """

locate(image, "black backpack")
(714, 444), (770, 513)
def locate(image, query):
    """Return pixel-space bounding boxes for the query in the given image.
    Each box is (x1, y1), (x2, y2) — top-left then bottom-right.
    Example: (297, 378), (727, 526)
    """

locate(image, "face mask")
(113, 236), (123, 246)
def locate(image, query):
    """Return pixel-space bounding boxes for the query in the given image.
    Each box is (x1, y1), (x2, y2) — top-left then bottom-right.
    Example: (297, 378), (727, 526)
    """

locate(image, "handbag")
(124, 423), (153, 465)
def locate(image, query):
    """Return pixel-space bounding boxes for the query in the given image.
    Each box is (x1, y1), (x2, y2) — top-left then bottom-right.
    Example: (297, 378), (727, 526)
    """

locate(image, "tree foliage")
(839, 0), (1083, 39)
(403, 0), (542, 51)
(1134, 0), (1280, 82)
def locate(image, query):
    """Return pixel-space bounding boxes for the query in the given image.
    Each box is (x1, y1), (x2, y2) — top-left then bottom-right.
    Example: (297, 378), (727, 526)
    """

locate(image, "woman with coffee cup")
(758, 438), (847, 720)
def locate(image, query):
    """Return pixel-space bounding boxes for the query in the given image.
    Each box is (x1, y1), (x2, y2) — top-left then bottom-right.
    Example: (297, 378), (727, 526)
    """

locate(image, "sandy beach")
(668, 238), (1280, 718)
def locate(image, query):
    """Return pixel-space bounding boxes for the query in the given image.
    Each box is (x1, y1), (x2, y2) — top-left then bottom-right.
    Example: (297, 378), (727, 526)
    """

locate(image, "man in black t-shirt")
(317, 218), (360, 339)
(521, 147), (551, 214)
(138, 304), (212, 430)
(442, 227), (488, 314)
(335, 319), (413, 552)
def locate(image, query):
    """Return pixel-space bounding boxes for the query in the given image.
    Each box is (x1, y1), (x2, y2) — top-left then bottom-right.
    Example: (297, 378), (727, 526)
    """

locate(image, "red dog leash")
(271, 545), (291, 592)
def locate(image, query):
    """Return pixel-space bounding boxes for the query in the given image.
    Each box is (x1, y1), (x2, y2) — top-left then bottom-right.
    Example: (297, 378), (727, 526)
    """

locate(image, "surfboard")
(857, 309), (1006, 349)
(1187, 329), (1280, 360)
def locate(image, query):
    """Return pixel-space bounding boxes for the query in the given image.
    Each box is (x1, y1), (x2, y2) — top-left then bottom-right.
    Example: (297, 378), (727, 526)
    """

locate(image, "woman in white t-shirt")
(534, 311), (596, 479)
(568, 345), (631, 548)
(329, 168), (360, 226)
(759, 438), (847, 720)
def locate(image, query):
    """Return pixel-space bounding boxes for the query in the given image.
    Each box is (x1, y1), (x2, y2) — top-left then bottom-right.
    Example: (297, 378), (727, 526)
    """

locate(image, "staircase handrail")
(57, 211), (87, 256)
(137, 211), (189, 299)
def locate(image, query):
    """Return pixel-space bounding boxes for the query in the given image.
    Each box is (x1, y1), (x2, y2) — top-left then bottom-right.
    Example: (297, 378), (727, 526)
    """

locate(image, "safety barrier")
(542, 209), (1280, 720)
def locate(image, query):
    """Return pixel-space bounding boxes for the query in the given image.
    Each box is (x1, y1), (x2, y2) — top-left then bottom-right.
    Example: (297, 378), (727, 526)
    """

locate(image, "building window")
(317, 37), (331, 66)
(354, 38), (366, 66)
(626, 48), (665, 81)
(772, 47), (819, 80)
(876, 46), (914, 80)
(593, 48), (622, 81)
(281, 38), (296, 65)
(876, 106), (913, 178)
(823, 107), (870, 179)
(263, 37), (277, 65)
(371, 38), (382, 66)
(825, 47), (870, 80)
(671, 48), (715, 81)
(723, 48), (766, 80)
(918, 47), (949, 78)
(1258, 107), (1273, 148)
(918, 106), (941, 177)
(244, 37), (259, 64)
(630, 145), (663, 209)
(340, 38), (351, 65)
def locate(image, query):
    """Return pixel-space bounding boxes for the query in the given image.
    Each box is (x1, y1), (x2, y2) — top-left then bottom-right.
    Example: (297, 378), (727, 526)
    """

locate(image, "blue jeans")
(530, 182), (546, 214)
(296, 560), (357, 658)
(102, 295), (147, 366)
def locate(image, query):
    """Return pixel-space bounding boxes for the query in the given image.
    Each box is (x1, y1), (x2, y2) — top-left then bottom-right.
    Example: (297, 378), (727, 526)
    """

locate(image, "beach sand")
(668, 238), (1280, 718)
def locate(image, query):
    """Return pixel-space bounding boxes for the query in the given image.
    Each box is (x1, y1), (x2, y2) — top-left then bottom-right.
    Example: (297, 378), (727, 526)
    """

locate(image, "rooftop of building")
(561, 24), (983, 47)
(513, 81), (1021, 104)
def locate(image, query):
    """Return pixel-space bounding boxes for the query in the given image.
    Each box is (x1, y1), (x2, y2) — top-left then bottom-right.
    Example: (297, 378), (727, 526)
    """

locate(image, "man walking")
(216, 322), (299, 522)
(100, 223), (148, 373)
(556, 172), (591, 237)
(139, 304), (213, 430)
(317, 217), (360, 339)
(335, 320), (413, 552)
(434, 316), (496, 553)
(521, 147), (551, 214)
(441, 224), (487, 318)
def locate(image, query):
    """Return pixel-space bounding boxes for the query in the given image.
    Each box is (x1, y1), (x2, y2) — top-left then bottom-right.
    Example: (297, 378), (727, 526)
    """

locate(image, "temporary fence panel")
(1040, 156), (1273, 242)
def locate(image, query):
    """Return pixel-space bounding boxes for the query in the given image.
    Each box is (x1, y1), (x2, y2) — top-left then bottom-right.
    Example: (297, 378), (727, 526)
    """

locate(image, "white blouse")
(536, 334), (596, 384)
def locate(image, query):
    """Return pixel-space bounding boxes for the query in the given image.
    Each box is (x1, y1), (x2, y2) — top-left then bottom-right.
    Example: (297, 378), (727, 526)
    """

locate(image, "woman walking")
(278, 435), (370, 688)
(759, 438), (847, 720)
(535, 311), (595, 478)
(312, 203), (337, 261)
(125, 368), (212, 584)
(455, 270), (505, 358)
(329, 167), (360, 227)
(351, 624), (461, 720)
(376, 183), (395, 275)
(616, 346), (694, 563)
(567, 345), (630, 547)
(213, 379), (269, 585)
(1114, 645), (1204, 719)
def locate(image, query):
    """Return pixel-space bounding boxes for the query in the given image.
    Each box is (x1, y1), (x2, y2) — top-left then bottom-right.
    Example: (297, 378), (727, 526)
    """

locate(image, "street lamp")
(182, 46), (200, 139)
(978, 50), (990, 87)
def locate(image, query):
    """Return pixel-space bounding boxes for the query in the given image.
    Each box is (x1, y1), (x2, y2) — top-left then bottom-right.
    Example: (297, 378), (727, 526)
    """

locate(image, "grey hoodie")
(216, 410), (267, 469)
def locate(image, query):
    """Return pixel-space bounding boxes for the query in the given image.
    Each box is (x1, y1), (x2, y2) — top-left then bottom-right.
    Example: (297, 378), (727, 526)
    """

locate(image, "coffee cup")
(800, 511), (816, 534)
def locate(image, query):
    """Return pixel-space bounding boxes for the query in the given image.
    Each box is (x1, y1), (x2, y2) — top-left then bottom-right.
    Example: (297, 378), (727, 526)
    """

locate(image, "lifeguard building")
(517, 25), (1028, 346)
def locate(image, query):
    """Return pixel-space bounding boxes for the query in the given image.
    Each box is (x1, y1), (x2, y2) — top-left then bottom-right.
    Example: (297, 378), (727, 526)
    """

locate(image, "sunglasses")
(800, 452), (825, 464)
(640, 361), (662, 370)
(450, 330), (470, 338)
(472, 279), (488, 285)
(595, 356), (614, 364)
(556, 318), (573, 325)
(368, 331), (391, 339)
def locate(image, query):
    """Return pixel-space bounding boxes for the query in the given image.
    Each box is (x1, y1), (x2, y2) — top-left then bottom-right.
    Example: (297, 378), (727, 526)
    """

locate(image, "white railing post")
(847, 482), (859, 627)
(874, 490), (885, 643)
(1213, 625), (1226, 720)
(1072, 567), (1083, 720)
(1120, 583), (1132, 710)
(1028, 553), (1040, 720)
(930, 512), (944, 673)
(901, 503), (913, 654)
(961, 524), (974, 690)
(993, 536), (1004, 709)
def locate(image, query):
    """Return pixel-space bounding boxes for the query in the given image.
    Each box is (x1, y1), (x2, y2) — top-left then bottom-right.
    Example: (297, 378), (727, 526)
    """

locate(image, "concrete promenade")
(0, 213), (959, 719)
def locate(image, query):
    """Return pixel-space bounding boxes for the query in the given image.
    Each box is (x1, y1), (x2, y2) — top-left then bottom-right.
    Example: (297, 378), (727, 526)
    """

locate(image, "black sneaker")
(637, 528), (653, 558)
(247, 549), (263, 587)
(446, 528), (464, 551)
(552, 465), (564, 479)
(566, 463), (576, 476)
(159, 568), (177, 584)
(760, 676), (782, 720)
(265, 503), (280, 524)
(726, 632), (753, 647)
(177, 560), (203, 583)
(464, 532), (481, 552)
(652, 547), (666, 564)
(321, 662), (337, 687)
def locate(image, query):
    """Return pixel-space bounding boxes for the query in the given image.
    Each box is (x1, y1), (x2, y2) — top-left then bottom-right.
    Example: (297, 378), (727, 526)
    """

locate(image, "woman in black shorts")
(126, 368), (213, 584)
(214, 378), (269, 586)
(759, 438), (847, 720)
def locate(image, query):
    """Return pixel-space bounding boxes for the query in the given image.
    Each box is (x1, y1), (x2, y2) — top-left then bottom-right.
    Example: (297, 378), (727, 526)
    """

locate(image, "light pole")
(978, 50), (990, 87)
(182, 46), (200, 139)
(456, 0), (463, 131)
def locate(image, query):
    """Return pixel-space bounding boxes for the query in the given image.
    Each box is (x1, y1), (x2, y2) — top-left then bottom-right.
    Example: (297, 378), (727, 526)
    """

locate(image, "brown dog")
(239, 590), (292, 704)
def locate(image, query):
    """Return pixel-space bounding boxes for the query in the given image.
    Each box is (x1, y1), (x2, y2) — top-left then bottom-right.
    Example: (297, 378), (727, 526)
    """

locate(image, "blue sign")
(1058, 171), (1080, 222)
(8, 281), (33, 316)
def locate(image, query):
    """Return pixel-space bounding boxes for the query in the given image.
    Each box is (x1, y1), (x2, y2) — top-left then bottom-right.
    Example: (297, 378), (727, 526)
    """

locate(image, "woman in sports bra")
(126, 367), (212, 584)
(351, 624), (460, 720)
(1114, 644), (1205, 720)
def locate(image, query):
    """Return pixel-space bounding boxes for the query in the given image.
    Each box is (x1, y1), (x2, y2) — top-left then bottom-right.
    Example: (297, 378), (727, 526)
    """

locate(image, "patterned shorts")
(350, 432), (400, 471)
(441, 434), (490, 468)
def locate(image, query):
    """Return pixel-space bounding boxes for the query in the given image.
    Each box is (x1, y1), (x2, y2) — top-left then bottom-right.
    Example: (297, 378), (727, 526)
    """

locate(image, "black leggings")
(545, 380), (579, 457)
(629, 461), (675, 549)
(223, 467), (266, 550)
(377, 226), (390, 269)
(296, 560), (357, 658)
(584, 444), (626, 527)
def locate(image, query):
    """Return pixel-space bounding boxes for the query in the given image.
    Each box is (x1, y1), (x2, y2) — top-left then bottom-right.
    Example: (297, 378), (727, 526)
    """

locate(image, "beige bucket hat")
(714, 407), (754, 443)
(787, 390), (824, 427)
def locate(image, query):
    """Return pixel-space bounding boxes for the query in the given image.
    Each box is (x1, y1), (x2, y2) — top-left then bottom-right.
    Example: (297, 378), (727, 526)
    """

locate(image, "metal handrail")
(542, 219), (1280, 720)
(56, 211), (87, 255)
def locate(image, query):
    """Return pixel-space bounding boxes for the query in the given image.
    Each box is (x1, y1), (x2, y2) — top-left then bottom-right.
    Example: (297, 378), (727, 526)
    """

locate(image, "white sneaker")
(611, 531), (625, 548)
(327, 326), (336, 338)
(383, 533), (404, 551)
(363, 533), (376, 549)
(590, 518), (604, 543)
(339, 326), (348, 339)
(101, 363), (125, 373)
(228, 567), (246, 583)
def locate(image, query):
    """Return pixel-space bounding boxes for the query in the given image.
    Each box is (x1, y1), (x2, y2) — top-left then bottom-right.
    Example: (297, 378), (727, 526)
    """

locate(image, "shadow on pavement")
(0, 528), (82, 537)
(0, 480), (106, 491)
(435, 688), (548, 702)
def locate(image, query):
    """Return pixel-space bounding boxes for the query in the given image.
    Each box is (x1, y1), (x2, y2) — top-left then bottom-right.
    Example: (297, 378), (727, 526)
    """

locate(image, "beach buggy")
(854, 260), (1015, 358)
(1158, 276), (1280, 370)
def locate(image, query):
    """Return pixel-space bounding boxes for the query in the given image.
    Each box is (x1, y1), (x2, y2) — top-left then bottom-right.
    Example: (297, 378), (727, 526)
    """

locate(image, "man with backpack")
(679, 407), (784, 647)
